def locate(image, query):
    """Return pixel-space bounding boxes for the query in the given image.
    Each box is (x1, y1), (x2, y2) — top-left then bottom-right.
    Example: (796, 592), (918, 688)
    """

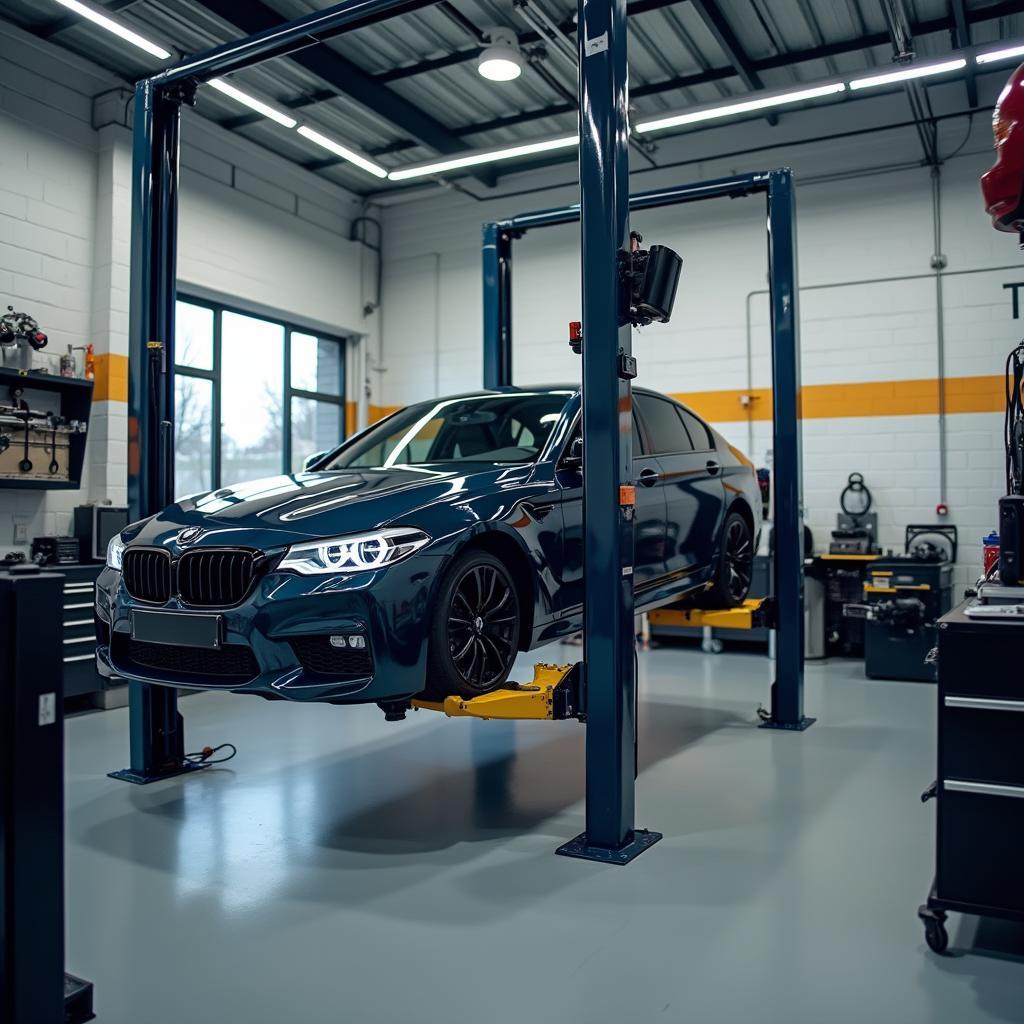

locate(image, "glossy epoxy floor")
(65, 648), (1024, 1024)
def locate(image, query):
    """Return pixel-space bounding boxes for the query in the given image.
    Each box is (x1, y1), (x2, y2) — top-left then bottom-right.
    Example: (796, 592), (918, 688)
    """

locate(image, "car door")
(552, 411), (668, 617)
(633, 393), (726, 583)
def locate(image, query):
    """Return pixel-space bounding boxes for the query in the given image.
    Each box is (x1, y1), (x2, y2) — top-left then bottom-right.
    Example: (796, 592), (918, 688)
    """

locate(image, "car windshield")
(324, 392), (572, 469)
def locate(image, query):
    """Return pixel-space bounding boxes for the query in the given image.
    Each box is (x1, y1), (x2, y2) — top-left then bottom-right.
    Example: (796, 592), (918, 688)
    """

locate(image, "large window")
(173, 298), (347, 497)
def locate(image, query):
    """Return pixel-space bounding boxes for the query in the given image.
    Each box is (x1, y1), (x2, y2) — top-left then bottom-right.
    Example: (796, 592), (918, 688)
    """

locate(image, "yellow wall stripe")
(97, 364), (1008, 429)
(92, 353), (128, 403)
(671, 374), (1008, 423)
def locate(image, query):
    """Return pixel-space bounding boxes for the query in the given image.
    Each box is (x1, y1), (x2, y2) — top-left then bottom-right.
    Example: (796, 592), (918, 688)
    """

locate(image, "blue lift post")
(481, 169), (814, 812)
(112, 0), (462, 784)
(555, 0), (660, 863)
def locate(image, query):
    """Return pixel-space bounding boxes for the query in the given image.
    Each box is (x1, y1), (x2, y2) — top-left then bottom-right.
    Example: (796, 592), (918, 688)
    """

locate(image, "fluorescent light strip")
(53, 0), (170, 59)
(849, 58), (967, 90)
(296, 126), (388, 179)
(976, 43), (1024, 65)
(635, 82), (846, 134)
(387, 135), (579, 181)
(208, 79), (297, 128)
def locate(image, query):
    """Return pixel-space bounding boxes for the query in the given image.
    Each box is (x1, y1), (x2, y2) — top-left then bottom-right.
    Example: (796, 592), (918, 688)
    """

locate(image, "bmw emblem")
(176, 526), (204, 545)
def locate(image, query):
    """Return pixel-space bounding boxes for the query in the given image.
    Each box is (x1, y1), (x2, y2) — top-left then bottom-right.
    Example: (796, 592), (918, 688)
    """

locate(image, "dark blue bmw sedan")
(95, 386), (760, 712)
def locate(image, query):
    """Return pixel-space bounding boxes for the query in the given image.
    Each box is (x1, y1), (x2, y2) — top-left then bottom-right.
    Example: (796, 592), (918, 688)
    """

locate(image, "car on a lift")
(95, 386), (760, 713)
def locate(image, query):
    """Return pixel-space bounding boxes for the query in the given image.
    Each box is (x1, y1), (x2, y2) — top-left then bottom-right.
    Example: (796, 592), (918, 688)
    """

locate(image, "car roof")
(447, 384), (676, 400)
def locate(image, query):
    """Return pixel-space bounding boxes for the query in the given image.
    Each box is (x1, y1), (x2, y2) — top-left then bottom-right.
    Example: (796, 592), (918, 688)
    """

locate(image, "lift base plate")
(758, 716), (816, 732)
(65, 972), (95, 1024)
(107, 762), (206, 785)
(555, 828), (663, 864)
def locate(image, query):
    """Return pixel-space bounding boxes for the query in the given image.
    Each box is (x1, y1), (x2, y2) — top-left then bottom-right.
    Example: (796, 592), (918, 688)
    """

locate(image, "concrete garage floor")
(65, 648), (1023, 1024)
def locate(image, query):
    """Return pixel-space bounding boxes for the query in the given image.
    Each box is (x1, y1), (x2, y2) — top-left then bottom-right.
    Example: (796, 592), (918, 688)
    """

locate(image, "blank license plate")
(132, 610), (221, 649)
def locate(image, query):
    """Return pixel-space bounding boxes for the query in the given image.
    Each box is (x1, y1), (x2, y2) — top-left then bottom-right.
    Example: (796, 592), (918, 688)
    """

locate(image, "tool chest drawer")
(937, 787), (1024, 913)
(940, 698), (1024, 788)
(936, 614), (1024, 701)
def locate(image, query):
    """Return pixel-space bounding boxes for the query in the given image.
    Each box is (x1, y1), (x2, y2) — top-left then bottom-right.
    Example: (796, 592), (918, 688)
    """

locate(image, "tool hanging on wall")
(18, 402), (31, 473)
(48, 424), (59, 474)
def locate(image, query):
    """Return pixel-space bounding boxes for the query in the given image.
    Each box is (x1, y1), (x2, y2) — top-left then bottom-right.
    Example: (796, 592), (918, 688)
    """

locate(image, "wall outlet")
(13, 523), (27, 545)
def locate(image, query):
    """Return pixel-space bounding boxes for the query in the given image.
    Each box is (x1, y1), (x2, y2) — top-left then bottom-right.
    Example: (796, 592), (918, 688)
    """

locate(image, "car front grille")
(290, 635), (374, 679)
(178, 550), (261, 607)
(111, 633), (258, 683)
(122, 548), (172, 603)
(121, 547), (262, 607)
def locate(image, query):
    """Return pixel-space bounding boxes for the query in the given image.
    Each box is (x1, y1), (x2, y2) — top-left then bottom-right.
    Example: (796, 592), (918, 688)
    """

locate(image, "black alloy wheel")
(704, 511), (754, 609)
(426, 550), (521, 699)
(723, 514), (754, 602)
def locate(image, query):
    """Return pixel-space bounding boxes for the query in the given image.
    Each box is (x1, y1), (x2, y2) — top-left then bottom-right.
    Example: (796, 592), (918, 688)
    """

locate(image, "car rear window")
(678, 406), (714, 451)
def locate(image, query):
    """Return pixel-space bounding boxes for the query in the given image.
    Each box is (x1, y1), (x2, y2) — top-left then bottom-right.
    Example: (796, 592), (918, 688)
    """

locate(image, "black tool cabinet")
(55, 564), (107, 700)
(918, 601), (1024, 952)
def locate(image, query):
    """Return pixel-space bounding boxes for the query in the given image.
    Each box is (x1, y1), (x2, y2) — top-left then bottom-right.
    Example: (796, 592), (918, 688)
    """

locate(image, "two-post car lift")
(115, 0), (812, 865)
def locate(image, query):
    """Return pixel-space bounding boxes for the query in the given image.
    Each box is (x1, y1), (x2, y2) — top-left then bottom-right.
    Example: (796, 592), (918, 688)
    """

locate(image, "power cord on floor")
(184, 743), (237, 768)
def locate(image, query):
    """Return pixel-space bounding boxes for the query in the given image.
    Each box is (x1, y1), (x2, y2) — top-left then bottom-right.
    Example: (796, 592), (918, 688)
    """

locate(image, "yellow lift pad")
(411, 663), (575, 721)
(647, 597), (767, 631)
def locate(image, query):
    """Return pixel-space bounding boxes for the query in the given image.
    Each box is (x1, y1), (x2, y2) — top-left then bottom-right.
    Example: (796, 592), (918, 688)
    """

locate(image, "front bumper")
(94, 556), (443, 703)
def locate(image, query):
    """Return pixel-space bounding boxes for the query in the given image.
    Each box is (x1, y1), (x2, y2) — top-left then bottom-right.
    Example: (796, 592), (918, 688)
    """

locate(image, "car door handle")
(638, 467), (660, 487)
(706, 460), (721, 476)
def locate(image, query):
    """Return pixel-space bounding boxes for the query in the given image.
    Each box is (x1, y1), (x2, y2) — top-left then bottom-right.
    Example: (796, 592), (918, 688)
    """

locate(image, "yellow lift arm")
(411, 663), (581, 722)
(647, 597), (770, 631)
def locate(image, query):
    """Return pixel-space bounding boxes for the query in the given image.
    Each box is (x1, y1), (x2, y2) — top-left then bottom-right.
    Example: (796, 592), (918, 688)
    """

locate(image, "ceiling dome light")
(478, 29), (524, 82)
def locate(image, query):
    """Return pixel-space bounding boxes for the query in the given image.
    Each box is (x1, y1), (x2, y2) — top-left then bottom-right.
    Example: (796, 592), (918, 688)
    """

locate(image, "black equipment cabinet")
(56, 565), (109, 700)
(812, 554), (878, 657)
(919, 601), (1024, 953)
(0, 566), (94, 1022)
(863, 559), (954, 682)
(864, 525), (956, 683)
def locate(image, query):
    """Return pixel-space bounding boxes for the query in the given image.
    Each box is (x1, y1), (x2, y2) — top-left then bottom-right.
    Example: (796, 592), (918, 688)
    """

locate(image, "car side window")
(563, 412), (646, 459)
(677, 406), (714, 451)
(635, 394), (693, 455)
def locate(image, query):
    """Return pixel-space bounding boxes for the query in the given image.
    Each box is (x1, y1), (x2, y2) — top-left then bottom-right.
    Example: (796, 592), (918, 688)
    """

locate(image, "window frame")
(675, 404), (715, 453)
(173, 294), (348, 491)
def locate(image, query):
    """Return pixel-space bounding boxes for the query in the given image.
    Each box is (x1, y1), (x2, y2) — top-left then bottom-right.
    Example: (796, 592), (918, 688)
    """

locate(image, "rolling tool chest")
(59, 564), (105, 699)
(918, 601), (1024, 953)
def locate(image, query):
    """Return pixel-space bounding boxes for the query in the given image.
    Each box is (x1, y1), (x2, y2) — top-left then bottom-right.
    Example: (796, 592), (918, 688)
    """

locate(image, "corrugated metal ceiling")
(1, 0), (1020, 194)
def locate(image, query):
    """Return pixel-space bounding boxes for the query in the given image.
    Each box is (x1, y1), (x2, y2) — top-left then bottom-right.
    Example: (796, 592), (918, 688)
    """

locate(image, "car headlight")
(278, 528), (430, 576)
(106, 533), (126, 571)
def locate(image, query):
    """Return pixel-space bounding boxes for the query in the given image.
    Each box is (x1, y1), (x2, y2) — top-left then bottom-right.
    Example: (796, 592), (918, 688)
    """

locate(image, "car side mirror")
(562, 437), (583, 470)
(302, 451), (327, 471)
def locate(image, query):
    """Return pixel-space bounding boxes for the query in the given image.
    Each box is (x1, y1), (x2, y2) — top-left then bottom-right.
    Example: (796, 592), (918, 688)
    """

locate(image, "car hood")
(125, 465), (536, 552)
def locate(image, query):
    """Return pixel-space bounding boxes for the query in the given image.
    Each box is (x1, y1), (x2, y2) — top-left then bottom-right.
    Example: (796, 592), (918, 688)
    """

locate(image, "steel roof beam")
(950, 0), (978, 107)
(688, 0), (777, 124)
(190, 0), (496, 186)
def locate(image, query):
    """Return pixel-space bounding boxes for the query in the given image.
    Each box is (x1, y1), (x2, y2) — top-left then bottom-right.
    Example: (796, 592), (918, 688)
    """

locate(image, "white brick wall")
(0, 24), (376, 552)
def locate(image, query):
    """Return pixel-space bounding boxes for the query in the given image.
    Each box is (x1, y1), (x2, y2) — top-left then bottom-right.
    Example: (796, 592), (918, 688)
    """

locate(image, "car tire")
(424, 549), (521, 699)
(703, 510), (754, 609)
